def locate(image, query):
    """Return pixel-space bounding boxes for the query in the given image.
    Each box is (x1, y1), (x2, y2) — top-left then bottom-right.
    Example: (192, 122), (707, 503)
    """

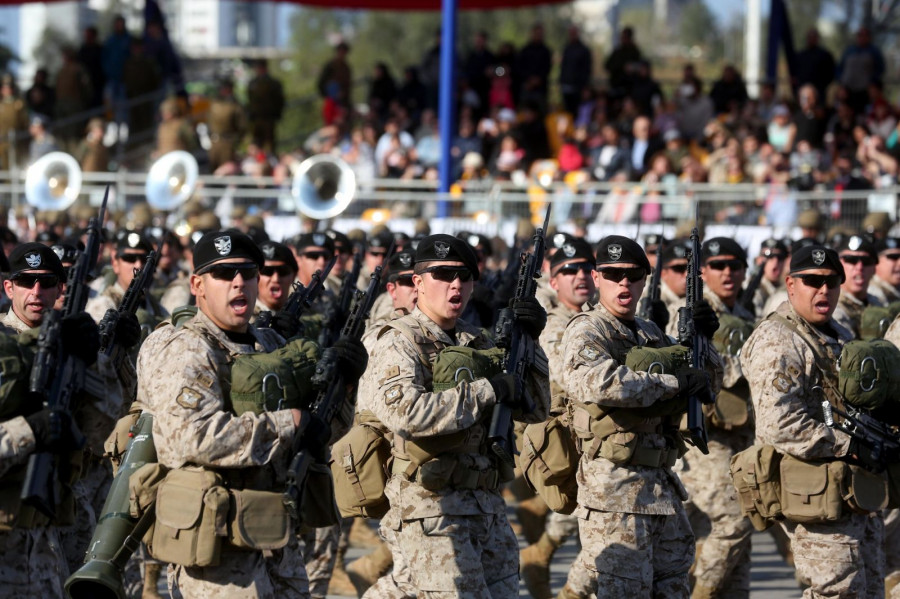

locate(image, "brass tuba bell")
(145, 150), (199, 211)
(291, 154), (356, 220)
(24, 151), (83, 210)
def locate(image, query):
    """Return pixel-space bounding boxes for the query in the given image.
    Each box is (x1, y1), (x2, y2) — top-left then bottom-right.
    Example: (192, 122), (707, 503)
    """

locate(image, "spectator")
(794, 29), (836, 103)
(627, 115), (663, 178)
(375, 118), (414, 168)
(590, 123), (629, 181)
(517, 24), (552, 107)
(488, 65), (515, 112)
(102, 15), (132, 120)
(857, 134), (897, 182)
(629, 60), (663, 117)
(419, 29), (442, 111)
(25, 68), (55, 119)
(367, 62), (396, 124)
(663, 129), (688, 172)
(340, 125), (376, 183)
(709, 64), (748, 115)
(755, 81), (778, 124)
(490, 134), (524, 178)
(144, 19), (183, 94)
(451, 119), (481, 179)
(77, 26), (105, 109)
(317, 41), (352, 124)
(515, 102), (550, 165)
(767, 105), (792, 152)
(122, 37), (161, 143)
(414, 108), (437, 141)
(247, 59), (285, 153)
(415, 119), (441, 168)
(559, 25), (593, 117)
(0, 75), (28, 168)
(207, 78), (246, 171)
(604, 26), (643, 94)
(54, 46), (93, 150)
(866, 98), (896, 140)
(152, 97), (196, 159)
(675, 79), (714, 142)
(27, 114), (58, 164)
(788, 84), (828, 151)
(396, 66), (426, 127)
(463, 31), (495, 116)
(75, 117), (108, 172)
(837, 27), (885, 113)
(826, 101), (861, 159)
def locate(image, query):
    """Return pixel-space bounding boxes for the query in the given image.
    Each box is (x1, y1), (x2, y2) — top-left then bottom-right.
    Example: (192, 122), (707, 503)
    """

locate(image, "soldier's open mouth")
(231, 297), (248, 314)
(448, 294), (462, 307)
(616, 292), (632, 305)
(814, 300), (830, 313)
(269, 287), (282, 299)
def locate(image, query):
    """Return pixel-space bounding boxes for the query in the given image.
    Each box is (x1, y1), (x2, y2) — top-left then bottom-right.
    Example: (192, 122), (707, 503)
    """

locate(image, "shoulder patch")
(196, 373), (216, 389)
(580, 346), (600, 362)
(384, 384), (403, 405)
(772, 372), (793, 393)
(176, 387), (203, 409)
(379, 365), (401, 386)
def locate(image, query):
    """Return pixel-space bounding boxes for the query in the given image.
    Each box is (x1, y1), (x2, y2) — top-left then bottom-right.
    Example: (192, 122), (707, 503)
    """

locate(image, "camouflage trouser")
(566, 506), (694, 598)
(300, 519), (352, 598)
(546, 510), (579, 544)
(0, 526), (68, 596)
(782, 511), (885, 599)
(60, 459), (114, 572)
(364, 512), (415, 599)
(171, 538), (309, 598)
(391, 510), (519, 598)
(885, 508), (900, 598)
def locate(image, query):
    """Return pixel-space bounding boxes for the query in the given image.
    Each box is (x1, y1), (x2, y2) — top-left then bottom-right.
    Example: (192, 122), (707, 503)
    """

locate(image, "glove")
(297, 413), (331, 461)
(512, 297), (547, 339)
(693, 300), (720, 339)
(25, 409), (83, 453)
(61, 312), (100, 365)
(650, 299), (670, 331)
(489, 373), (525, 412)
(115, 311), (142, 349)
(332, 336), (369, 383)
(271, 311), (302, 340)
(638, 395), (689, 418)
(676, 367), (713, 404)
(848, 438), (884, 471)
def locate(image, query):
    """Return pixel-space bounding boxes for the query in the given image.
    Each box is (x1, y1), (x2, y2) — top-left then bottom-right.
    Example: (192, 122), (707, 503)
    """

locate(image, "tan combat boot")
(886, 572), (900, 598)
(516, 495), (550, 544)
(346, 542), (394, 597)
(142, 562), (163, 599)
(521, 532), (562, 599)
(348, 518), (382, 549)
(556, 584), (584, 599)
(328, 554), (358, 597)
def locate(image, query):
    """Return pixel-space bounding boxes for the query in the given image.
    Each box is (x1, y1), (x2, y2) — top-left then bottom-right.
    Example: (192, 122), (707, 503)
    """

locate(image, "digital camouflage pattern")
(538, 302), (579, 415)
(833, 291), (884, 340)
(868, 274), (900, 305)
(0, 527), (68, 596)
(0, 416), (34, 477)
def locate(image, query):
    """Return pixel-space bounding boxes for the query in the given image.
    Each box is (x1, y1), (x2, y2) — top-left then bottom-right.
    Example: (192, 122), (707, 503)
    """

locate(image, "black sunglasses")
(883, 252), (900, 261)
(117, 253), (149, 263)
(794, 273), (842, 289)
(706, 259), (745, 271)
(12, 273), (59, 289)
(391, 274), (415, 287)
(597, 267), (646, 283)
(200, 263), (260, 281)
(841, 254), (876, 267)
(419, 265), (474, 283)
(761, 251), (787, 260)
(368, 250), (387, 258)
(301, 251), (329, 261)
(664, 263), (688, 274)
(260, 264), (295, 277)
(555, 262), (593, 276)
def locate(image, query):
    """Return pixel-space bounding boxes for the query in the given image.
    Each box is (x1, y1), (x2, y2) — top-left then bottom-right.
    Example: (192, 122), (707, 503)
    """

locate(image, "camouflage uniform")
(742, 303), (885, 598)
(359, 307), (549, 597)
(676, 291), (754, 597)
(160, 276), (192, 314)
(832, 291), (884, 339)
(751, 277), (781, 320)
(869, 275), (900, 305)
(661, 281), (683, 338)
(879, 326), (900, 597)
(762, 291), (788, 319)
(138, 309), (310, 598)
(560, 303), (722, 598)
(535, 277), (559, 313)
(85, 280), (168, 327)
(207, 95), (246, 170)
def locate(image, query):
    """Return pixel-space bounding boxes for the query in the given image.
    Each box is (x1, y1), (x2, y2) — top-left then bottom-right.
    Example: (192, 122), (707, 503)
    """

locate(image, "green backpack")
(624, 344), (690, 375)
(230, 338), (321, 415)
(712, 313), (755, 358)
(431, 346), (505, 392)
(838, 339), (900, 410)
(860, 306), (893, 340)
(0, 332), (35, 420)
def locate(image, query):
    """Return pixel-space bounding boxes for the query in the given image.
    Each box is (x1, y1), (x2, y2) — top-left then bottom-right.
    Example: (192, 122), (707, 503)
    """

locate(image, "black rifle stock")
(738, 260), (766, 315)
(22, 189), (108, 518)
(256, 256), (336, 330)
(677, 227), (711, 455)
(282, 264), (383, 522)
(488, 203), (551, 468)
(822, 401), (900, 467)
(318, 243), (363, 349)
(637, 242), (663, 321)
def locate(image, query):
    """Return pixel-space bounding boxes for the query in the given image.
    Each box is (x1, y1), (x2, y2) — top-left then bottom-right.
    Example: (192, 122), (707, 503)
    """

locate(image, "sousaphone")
(292, 154), (356, 220)
(24, 151), (82, 210)
(145, 150), (199, 211)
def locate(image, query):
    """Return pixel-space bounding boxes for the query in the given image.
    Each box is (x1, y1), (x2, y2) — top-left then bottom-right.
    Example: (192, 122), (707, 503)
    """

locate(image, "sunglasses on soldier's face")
(793, 273), (841, 289)
(260, 264), (295, 277)
(391, 274), (415, 287)
(117, 253), (149, 264)
(555, 262), (593, 276)
(12, 273), (59, 289)
(200, 263), (260, 281)
(664, 263), (688, 274)
(705, 259), (745, 271)
(300, 251), (329, 261)
(596, 267), (646, 283)
(419, 265), (474, 283)
(840, 254), (876, 267)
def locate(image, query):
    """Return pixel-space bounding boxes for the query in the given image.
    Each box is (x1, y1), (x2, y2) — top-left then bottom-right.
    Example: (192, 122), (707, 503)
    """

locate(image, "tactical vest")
(711, 312), (755, 430)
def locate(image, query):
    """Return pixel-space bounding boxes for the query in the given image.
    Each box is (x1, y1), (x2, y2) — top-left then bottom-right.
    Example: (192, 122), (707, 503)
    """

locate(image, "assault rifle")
(738, 261), (766, 316)
(489, 203), (551, 468)
(822, 401), (900, 468)
(677, 227), (712, 455)
(282, 264), (383, 523)
(22, 189), (108, 518)
(98, 242), (160, 368)
(256, 255), (336, 330)
(637, 242), (663, 321)
(318, 241), (365, 349)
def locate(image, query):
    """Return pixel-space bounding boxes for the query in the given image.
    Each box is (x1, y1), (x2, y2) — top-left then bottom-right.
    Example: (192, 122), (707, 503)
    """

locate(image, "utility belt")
(730, 445), (891, 531)
(391, 454), (502, 492)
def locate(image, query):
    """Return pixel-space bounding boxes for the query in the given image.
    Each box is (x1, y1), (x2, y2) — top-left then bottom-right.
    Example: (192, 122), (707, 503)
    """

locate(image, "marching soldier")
(749, 238), (789, 320)
(255, 240), (298, 316)
(832, 235), (883, 338)
(137, 230), (367, 597)
(362, 249), (417, 352)
(358, 233), (550, 596)
(659, 240), (688, 337)
(357, 229), (393, 292)
(207, 77), (246, 171)
(742, 244), (885, 597)
(558, 235), (722, 598)
(521, 236), (596, 599)
(247, 60), (285, 153)
(324, 229), (354, 297)
(868, 237), (900, 305)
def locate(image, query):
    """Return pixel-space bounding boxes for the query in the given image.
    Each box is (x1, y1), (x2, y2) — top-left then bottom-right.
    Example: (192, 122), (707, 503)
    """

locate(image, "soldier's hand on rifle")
(650, 299), (670, 330)
(115, 311), (142, 349)
(676, 367), (713, 403)
(332, 336), (369, 382)
(271, 311), (302, 340)
(512, 297), (547, 339)
(847, 438), (884, 471)
(61, 312), (101, 365)
(489, 373), (525, 412)
(296, 412), (331, 461)
(25, 408), (83, 453)
(693, 300), (720, 339)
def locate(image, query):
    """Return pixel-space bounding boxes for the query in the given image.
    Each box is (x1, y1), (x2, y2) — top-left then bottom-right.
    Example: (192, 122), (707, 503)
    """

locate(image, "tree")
(679, 1), (723, 63)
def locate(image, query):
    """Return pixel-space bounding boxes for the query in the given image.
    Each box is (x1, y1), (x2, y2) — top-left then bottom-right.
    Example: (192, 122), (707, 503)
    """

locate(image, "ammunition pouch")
(709, 380), (751, 431)
(104, 409), (142, 476)
(843, 464), (889, 514)
(431, 346), (505, 392)
(0, 333), (34, 420)
(299, 462), (341, 528)
(779, 454), (844, 524)
(147, 468), (229, 567)
(331, 411), (392, 519)
(837, 339), (900, 411)
(570, 401), (677, 467)
(860, 305), (893, 340)
(520, 415), (578, 514)
(730, 445), (783, 531)
(624, 344), (689, 375)
(392, 455), (501, 492)
(712, 313), (755, 358)
(229, 338), (320, 415)
(227, 489), (290, 550)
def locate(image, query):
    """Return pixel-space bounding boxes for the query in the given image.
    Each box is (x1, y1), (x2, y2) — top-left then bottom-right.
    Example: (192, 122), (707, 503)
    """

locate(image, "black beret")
(791, 237), (818, 254)
(550, 237), (594, 270)
(9, 242), (65, 278)
(35, 230), (60, 244)
(259, 241), (298, 272)
(550, 232), (576, 250)
(409, 234), (426, 252)
(457, 231), (492, 256)
(294, 232), (335, 254)
(594, 235), (651, 274)
(193, 230), (264, 273)
(876, 237), (900, 253)
(51, 243), (80, 265)
(790, 245), (845, 283)
(324, 229), (351, 249)
(661, 240), (690, 266)
(245, 225), (270, 245)
(116, 230), (154, 254)
(367, 229), (394, 251)
(701, 237), (747, 264)
(834, 234), (878, 261)
(759, 238), (788, 257)
(387, 250), (415, 274)
(643, 234), (668, 250)
(414, 233), (480, 280)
